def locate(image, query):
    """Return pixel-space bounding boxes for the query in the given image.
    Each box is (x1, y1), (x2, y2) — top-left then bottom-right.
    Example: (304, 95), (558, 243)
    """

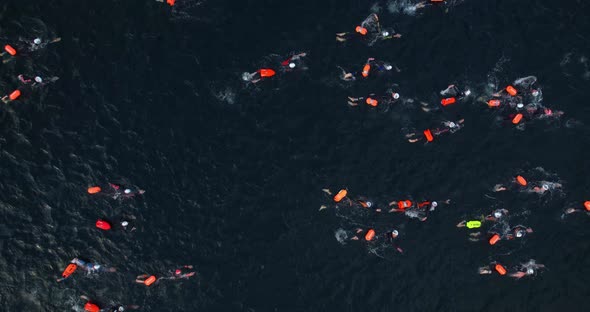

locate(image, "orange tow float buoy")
(166, 0), (175, 5)
(584, 201), (590, 211)
(144, 275), (157, 286)
(84, 302), (100, 312)
(365, 98), (378, 107)
(487, 99), (500, 107)
(62, 263), (77, 278)
(258, 69), (276, 78)
(4, 44), (16, 56)
(512, 113), (523, 124)
(397, 200), (412, 210)
(355, 26), (368, 35)
(441, 97), (456, 106)
(362, 64), (371, 77)
(423, 129), (434, 142)
(489, 234), (501, 245)
(87, 186), (102, 194)
(506, 85), (517, 96)
(9, 90), (20, 101)
(516, 175), (527, 186)
(365, 229), (376, 241)
(333, 189), (347, 202)
(495, 264), (507, 275)
(95, 219), (111, 231)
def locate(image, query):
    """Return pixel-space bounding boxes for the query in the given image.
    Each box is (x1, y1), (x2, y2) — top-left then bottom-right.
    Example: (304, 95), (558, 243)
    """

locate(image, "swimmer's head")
(175, 269), (181, 275)
(432, 201), (438, 208)
(121, 221), (129, 227)
(384, 64), (393, 71)
(542, 184), (549, 190)
(391, 230), (399, 237)
(34, 76), (43, 83)
(392, 92), (400, 99)
(449, 122), (457, 128)
(526, 267), (534, 275)
(288, 62), (296, 69)
(531, 90), (539, 96)
(124, 189), (131, 194)
(366, 201), (373, 208)
(382, 31), (389, 37)
(464, 89), (471, 96)
(93, 264), (101, 270)
(33, 38), (41, 45)
(494, 211), (502, 219)
(516, 230), (524, 238)
(517, 103), (524, 109)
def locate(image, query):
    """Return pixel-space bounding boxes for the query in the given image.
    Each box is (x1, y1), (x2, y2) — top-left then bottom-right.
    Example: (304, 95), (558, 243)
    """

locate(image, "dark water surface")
(0, 0), (589, 311)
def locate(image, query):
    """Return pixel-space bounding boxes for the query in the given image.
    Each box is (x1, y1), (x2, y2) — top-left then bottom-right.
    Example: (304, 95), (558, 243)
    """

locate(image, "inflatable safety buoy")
(489, 234), (501, 245)
(424, 129), (434, 142)
(505, 85), (517, 96)
(258, 69), (276, 78)
(365, 229), (375, 241)
(62, 263), (77, 278)
(516, 175), (527, 186)
(487, 99), (500, 107)
(144, 275), (157, 286)
(355, 26), (368, 35)
(95, 220), (111, 231)
(87, 186), (101, 194)
(84, 302), (100, 312)
(584, 201), (590, 211)
(362, 64), (371, 77)
(397, 200), (412, 210)
(441, 97), (456, 106)
(512, 113), (523, 124)
(466, 220), (481, 229)
(495, 264), (507, 275)
(9, 90), (20, 101)
(333, 189), (347, 202)
(365, 98), (378, 107)
(4, 44), (16, 56)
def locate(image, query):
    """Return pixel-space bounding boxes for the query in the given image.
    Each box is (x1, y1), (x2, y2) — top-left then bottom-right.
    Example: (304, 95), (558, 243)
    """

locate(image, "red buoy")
(9, 90), (20, 101)
(95, 219), (111, 231)
(4, 44), (16, 56)
(84, 302), (100, 312)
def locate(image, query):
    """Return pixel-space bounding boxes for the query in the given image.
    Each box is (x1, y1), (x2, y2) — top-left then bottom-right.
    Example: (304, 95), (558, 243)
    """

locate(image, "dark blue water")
(0, 0), (589, 311)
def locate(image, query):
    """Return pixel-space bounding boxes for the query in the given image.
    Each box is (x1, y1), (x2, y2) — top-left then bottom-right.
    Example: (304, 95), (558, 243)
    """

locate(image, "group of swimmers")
(56, 182), (197, 311)
(1, 36), (61, 103)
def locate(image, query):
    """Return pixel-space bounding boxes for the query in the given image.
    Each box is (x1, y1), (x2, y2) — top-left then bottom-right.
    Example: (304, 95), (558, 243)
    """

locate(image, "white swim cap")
(517, 103), (524, 109)
(516, 231), (524, 238)
(366, 201), (373, 208)
(121, 221), (129, 226)
(526, 267), (534, 275)
(34, 76), (42, 83)
(464, 89), (471, 96)
(288, 62), (296, 69)
(124, 189), (131, 194)
(385, 64), (392, 70)
(382, 31), (389, 37)
(542, 184), (549, 190)
(392, 93), (400, 99)
(494, 211), (502, 219)
(392, 229), (399, 235)
(93, 264), (101, 270)
(532, 90), (539, 96)
(449, 122), (456, 128)
(241, 72), (251, 81)
(432, 201), (438, 207)
(33, 38), (41, 45)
